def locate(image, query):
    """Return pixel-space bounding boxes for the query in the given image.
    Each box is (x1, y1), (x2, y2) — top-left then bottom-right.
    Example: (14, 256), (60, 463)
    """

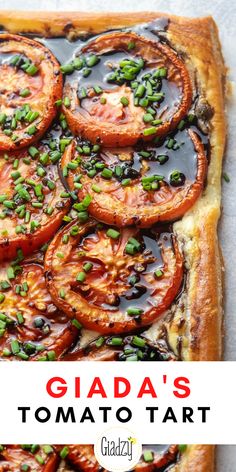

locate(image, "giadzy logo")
(94, 427), (142, 472)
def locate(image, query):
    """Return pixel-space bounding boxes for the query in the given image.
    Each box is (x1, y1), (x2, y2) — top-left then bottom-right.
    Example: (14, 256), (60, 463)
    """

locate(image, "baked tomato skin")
(0, 143), (71, 262)
(44, 220), (183, 335)
(62, 444), (178, 472)
(0, 34), (62, 151)
(0, 252), (78, 361)
(62, 31), (192, 147)
(62, 129), (207, 228)
(0, 445), (59, 471)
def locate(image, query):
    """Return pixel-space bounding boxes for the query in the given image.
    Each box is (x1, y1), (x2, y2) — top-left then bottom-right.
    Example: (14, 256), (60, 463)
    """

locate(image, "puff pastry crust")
(0, 10), (226, 472)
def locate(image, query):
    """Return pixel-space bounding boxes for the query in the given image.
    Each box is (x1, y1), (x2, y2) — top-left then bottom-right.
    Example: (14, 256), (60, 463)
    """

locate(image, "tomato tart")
(0, 8), (226, 472)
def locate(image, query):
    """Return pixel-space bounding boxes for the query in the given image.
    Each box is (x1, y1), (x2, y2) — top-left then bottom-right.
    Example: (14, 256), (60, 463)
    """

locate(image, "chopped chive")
(127, 308), (144, 317)
(120, 96), (129, 106)
(128, 41), (136, 50)
(132, 335), (146, 347)
(47, 350), (56, 361)
(135, 84), (146, 98)
(76, 271), (86, 283)
(7, 267), (15, 280)
(143, 450), (154, 463)
(3, 348), (11, 357)
(106, 228), (120, 239)
(125, 243), (136, 255)
(86, 54), (100, 67)
(64, 96), (71, 108)
(17, 351), (29, 360)
(35, 455), (45, 465)
(82, 67), (91, 77)
(143, 127), (157, 136)
(55, 99), (62, 106)
(70, 225), (79, 236)
(43, 445), (54, 455)
(11, 339), (20, 354)
(177, 119), (185, 130)
(143, 113), (154, 123)
(110, 337), (123, 346)
(27, 125), (37, 135)
(60, 446), (69, 459)
(96, 336), (105, 347)
(72, 318), (82, 330)
(83, 262), (93, 272)
(73, 57), (84, 70)
(62, 234), (69, 244)
(121, 178), (131, 186)
(223, 172), (230, 183)
(94, 85), (103, 94)
(152, 119), (162, 126)
(0, 113), (6, 125)
(60, 63), (74, 74)
(28, 146), (39, 158)
(166, 138), (175, 149)
(179, 445), (187, 453)
(17, 312), (25, 324)
(128, 237), (141, 250)
(20, 88), (30, 97)
(92, 184), (102, 193)
(155, 269), (163, 278)
(77, 211), (89, 222)
(25, 64), (38, 76)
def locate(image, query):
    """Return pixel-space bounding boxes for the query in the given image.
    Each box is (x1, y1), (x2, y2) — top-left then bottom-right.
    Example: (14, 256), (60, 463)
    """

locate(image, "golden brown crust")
(174, 445), (215, 472)
(0, 10), (226, 472)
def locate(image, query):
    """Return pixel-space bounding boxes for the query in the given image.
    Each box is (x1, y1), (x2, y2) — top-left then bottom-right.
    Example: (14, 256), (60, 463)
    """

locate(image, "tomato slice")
(62, 32), (192, 146)
(63, 445), (101, 472)
(0, 445), (59, 471)
(0, 253), (78, 361)
(63, 444), (178, 471)
(62, 334), (176, 361)
(0, 141), (71, 261)
(45, 221), (183, 334)
(0, 34), (62, 151)
(62, 129), (207, 227)
(136, 445), (178, 471)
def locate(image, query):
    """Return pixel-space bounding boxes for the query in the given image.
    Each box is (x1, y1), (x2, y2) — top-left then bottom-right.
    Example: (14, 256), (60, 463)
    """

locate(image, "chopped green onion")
(106, 228), (120, 239)
(127, 308), (143, 317)
(143, 127), (157, 136)
(143, 450), (154, 463)
(72, 318), (82, 330)
(76, 271), (86, 283)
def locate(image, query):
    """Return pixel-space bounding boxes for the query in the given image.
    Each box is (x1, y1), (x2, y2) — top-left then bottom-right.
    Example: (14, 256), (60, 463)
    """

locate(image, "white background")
(0, 0), (235, 468)
(0, 362), (235, 444)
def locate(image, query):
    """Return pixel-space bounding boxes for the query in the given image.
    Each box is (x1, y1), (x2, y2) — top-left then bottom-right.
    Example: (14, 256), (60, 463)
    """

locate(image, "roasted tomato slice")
(0, 34), (62, 151)
(62, 128), (207, 227)
(0, 445), (59, 471)
(45, 221), (183, 334)
(63, 444), (178, 471)
(62, 31), (192, 147)
(136, 445), (178, 471)
(0, 141), (71, 261)
(0, 252), (78, 361)
(62, 333), (176, 361)
(62, 445), (101, 472)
